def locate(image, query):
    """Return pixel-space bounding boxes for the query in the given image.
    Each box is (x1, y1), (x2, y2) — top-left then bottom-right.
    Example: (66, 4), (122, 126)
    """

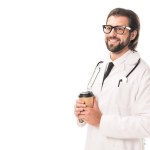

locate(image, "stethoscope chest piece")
(121, 76), (128, 83)
(118, 76), (128, 87)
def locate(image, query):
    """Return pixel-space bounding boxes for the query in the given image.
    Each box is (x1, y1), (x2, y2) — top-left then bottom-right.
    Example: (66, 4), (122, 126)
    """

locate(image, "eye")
(105, 26), (112, 30)
(116, 27), (124, 31)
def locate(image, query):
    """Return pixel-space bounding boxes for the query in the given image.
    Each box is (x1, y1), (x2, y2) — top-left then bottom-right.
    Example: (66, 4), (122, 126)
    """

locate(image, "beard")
(105, 34), (131, 53)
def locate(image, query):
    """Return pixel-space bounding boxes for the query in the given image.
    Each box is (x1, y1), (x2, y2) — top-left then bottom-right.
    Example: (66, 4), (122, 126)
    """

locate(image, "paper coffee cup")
(79, 91), (94, 107)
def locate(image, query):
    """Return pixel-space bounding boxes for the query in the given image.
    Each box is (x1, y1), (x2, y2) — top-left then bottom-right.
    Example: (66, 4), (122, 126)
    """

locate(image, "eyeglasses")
(102, 25), (131, 35)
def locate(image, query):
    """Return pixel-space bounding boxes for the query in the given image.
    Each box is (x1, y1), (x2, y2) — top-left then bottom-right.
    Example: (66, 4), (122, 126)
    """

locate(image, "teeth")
(109, 39), (118, 42)
(109, 39), (118, 44)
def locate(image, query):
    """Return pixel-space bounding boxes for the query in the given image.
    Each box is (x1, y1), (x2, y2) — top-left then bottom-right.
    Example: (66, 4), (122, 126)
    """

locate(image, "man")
(74, 8), (150, 150)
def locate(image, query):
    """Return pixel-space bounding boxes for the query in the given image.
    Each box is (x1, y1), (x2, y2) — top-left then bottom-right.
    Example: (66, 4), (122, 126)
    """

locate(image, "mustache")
(108, 37), (119, 40)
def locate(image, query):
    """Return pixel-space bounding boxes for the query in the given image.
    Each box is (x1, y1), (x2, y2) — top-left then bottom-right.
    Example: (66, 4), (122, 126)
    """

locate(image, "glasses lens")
(115, 26), (125, 34)
(103, 25), (112, 34)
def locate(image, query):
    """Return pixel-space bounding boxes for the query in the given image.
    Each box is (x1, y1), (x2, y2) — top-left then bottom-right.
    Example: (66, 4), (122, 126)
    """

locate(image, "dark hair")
(106, 8), (140, 51)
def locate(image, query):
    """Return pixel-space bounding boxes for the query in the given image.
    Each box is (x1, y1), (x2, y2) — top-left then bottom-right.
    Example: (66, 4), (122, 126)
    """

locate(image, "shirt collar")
(106, 50), (140, 66)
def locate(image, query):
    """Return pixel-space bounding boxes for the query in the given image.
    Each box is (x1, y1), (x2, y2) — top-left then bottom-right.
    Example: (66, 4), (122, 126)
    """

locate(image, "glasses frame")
(102, 25), (131, 35)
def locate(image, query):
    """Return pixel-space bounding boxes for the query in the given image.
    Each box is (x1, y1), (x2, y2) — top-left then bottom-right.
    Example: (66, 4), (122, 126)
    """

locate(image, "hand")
(74, 99), (86, 119)
(78, 98), (102, 127)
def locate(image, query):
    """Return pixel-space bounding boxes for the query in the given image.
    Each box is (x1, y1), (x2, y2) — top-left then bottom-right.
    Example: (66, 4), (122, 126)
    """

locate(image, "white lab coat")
(79, 50), (150, 150)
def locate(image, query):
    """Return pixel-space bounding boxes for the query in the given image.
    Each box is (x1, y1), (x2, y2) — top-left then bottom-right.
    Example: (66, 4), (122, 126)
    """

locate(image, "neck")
(110, 48), (129, 61)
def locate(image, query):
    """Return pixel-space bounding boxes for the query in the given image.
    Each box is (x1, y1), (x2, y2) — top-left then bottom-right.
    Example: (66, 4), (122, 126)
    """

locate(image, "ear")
(130, 30), (137, 41)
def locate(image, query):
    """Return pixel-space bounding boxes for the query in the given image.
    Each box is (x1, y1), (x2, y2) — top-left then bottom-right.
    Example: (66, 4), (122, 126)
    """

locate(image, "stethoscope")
(87, 58), (140, 90)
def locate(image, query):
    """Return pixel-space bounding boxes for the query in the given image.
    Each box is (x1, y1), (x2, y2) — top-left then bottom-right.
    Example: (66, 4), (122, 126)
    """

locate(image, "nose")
(109, 28), (117, 36)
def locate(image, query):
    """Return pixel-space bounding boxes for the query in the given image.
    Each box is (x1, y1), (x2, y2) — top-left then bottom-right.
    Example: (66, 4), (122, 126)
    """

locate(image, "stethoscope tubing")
(87, 58), (141, 89)
(87, 61), (103, 90)
(118, 58), (140, 87)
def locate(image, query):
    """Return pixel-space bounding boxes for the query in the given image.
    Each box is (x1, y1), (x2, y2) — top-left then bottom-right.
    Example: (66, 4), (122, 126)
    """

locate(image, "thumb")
(93, 97), (99, 109)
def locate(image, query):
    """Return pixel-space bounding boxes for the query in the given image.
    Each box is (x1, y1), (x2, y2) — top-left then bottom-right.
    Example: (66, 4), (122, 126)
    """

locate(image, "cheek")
(122, 36), (130, 43)
(105, 35), (109, 41)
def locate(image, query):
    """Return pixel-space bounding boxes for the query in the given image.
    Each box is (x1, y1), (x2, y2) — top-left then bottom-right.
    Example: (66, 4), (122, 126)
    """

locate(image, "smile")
(109, 39), (119, 44)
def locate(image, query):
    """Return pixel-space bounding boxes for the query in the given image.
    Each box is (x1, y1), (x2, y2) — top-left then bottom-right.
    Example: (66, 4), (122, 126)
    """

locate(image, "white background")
(0, 0), (150, 150)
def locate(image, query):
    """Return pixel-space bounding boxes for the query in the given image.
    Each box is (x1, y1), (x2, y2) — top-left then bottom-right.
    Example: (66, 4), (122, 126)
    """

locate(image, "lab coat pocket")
(114, 82), (138, 115)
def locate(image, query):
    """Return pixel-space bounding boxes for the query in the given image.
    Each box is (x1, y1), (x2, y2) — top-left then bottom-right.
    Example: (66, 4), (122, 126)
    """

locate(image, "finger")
(75, 99), (86, 108)
(80, 110), (87, 115)
(76, 99), (85, 104)
(74, 108), (84, 118)
(75, 107), (84, 112)
(76, 103), (86, 108)
(75, 101), (86, 108)
(82, 107), (92, 112)
(74, 111), (79, 118)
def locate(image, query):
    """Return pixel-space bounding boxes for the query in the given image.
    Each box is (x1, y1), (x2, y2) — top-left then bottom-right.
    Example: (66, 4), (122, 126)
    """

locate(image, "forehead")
(107, 16), (129, 26)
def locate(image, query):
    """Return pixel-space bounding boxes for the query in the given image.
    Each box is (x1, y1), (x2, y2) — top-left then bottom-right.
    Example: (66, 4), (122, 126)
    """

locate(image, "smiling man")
(74, 8), (150, 150)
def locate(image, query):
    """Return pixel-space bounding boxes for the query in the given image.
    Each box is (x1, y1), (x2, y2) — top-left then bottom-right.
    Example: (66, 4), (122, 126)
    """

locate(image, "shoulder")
(136, 59), (150, 86)
(127, 51), (150, 73)
(136, 59), (150, 79)
(140, 59), (150, 71)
